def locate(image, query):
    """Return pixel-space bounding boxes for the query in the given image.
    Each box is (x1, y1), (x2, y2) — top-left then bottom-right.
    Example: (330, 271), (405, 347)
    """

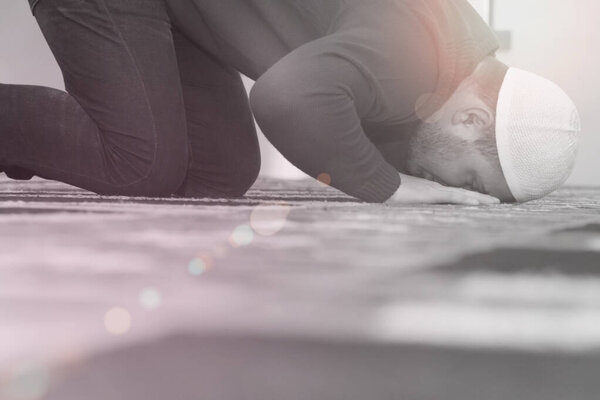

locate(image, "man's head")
(406, 56), (581, 203)
(407, 57), (513, 201)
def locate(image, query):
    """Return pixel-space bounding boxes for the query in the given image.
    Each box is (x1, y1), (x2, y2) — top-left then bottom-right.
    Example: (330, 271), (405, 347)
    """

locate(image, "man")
(1, 0), (580, 205)
(2, 0), (261, 199)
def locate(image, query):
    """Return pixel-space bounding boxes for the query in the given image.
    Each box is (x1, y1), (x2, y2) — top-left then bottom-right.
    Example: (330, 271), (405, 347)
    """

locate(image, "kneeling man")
(2, 0), (580, 205)
(168, 0), (581, 205)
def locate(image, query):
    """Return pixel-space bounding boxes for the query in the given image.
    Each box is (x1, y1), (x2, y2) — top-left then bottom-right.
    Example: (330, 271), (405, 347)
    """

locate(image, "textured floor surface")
(1, 177), (600, 400)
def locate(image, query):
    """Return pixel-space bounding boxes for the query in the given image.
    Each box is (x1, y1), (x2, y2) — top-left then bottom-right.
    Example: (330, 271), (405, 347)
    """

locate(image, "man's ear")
(451, 107), (493, 129)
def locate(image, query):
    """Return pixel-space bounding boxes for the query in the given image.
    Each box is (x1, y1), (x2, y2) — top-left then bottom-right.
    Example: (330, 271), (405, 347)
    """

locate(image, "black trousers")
(0, 0), (260, 197)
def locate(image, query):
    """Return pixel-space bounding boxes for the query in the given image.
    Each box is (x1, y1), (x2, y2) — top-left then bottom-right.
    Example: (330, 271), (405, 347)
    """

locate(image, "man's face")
(406, 121), (515, 202)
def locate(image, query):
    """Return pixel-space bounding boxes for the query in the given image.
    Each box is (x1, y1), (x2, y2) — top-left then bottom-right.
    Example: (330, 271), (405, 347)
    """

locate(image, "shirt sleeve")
(249, 31), (402, 203)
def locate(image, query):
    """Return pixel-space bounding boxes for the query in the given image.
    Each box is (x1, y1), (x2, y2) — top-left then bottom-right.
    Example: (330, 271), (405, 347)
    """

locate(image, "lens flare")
(229, 225), (254, 247)
(139, 287), (162, 310)
(250, 204), (291, 236)
(2, 362), (49, 400)
(317, 173), (332, 186)
(188, 258), (208, 276)
(104, 307), (131, 335)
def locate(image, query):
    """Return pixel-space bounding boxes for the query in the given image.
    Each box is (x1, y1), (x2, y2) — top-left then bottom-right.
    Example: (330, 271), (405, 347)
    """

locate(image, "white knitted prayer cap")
(495, 68), (581, 203)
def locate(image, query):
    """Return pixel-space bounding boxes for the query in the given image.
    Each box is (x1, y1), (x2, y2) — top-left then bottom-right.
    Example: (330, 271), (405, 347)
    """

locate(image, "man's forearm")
(250, 81), (400, 202)
(249, 37), (401, 203)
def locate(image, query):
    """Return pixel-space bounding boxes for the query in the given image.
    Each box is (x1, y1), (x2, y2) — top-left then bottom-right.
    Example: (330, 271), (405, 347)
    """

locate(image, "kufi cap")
(496, 68), (581, 202)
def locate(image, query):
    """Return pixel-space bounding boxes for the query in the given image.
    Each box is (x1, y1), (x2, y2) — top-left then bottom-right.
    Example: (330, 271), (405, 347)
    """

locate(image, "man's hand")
(388, 173), (501, 205)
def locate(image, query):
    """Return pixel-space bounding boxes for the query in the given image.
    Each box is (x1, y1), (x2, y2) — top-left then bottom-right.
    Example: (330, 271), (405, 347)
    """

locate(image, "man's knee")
(206, 140), (260, 198)
(138, 151), (189, 197)
(178, 141), (260, 199)
(105, 133), (190, 197)
(227, 148), (261, 197)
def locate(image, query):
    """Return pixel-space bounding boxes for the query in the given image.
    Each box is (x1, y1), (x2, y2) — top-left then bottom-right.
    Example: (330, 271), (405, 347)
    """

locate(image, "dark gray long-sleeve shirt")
(30, 0), (499, 202)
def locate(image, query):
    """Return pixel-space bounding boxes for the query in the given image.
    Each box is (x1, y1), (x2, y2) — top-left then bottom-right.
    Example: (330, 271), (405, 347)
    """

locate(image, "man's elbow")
(250, 70), (309, 135)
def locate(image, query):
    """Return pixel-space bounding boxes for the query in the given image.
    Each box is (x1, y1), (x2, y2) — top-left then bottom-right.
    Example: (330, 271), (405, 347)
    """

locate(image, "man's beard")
(406, 120), (467, 175)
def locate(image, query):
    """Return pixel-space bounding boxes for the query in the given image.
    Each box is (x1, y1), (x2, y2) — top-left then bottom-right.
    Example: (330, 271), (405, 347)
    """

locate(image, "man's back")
(168, 0), (497, 107)
(167, 0), (499, 203)
(167, 0), (345, 80)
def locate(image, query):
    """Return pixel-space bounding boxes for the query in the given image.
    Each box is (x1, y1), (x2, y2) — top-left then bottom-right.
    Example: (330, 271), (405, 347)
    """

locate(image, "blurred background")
(1, 0), (597, 184)
(2, 4), (600, 399)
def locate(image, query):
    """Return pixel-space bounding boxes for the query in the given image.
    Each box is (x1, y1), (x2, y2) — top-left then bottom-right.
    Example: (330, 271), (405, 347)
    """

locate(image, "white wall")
(0, 2), (62, 89)
(1, 1), (598, 185)
(493, 0), (600, 186)
(241, 78), (305, 180)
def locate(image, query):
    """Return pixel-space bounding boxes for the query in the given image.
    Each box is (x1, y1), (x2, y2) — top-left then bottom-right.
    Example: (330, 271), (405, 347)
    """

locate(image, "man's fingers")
(450, 193), (479, 205)
(391, 174), (502, 205)
(448, 187), (500, 205)
(469, 191), (501, 204)
(436, 187), (499, 205)
(433, 188), (475, 205)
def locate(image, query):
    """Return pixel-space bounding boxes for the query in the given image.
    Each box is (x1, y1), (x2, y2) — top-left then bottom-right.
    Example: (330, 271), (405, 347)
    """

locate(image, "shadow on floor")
(45, 334), (600, 400)
(556, 223), (600, 234)
(427, 248), (600, 276)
